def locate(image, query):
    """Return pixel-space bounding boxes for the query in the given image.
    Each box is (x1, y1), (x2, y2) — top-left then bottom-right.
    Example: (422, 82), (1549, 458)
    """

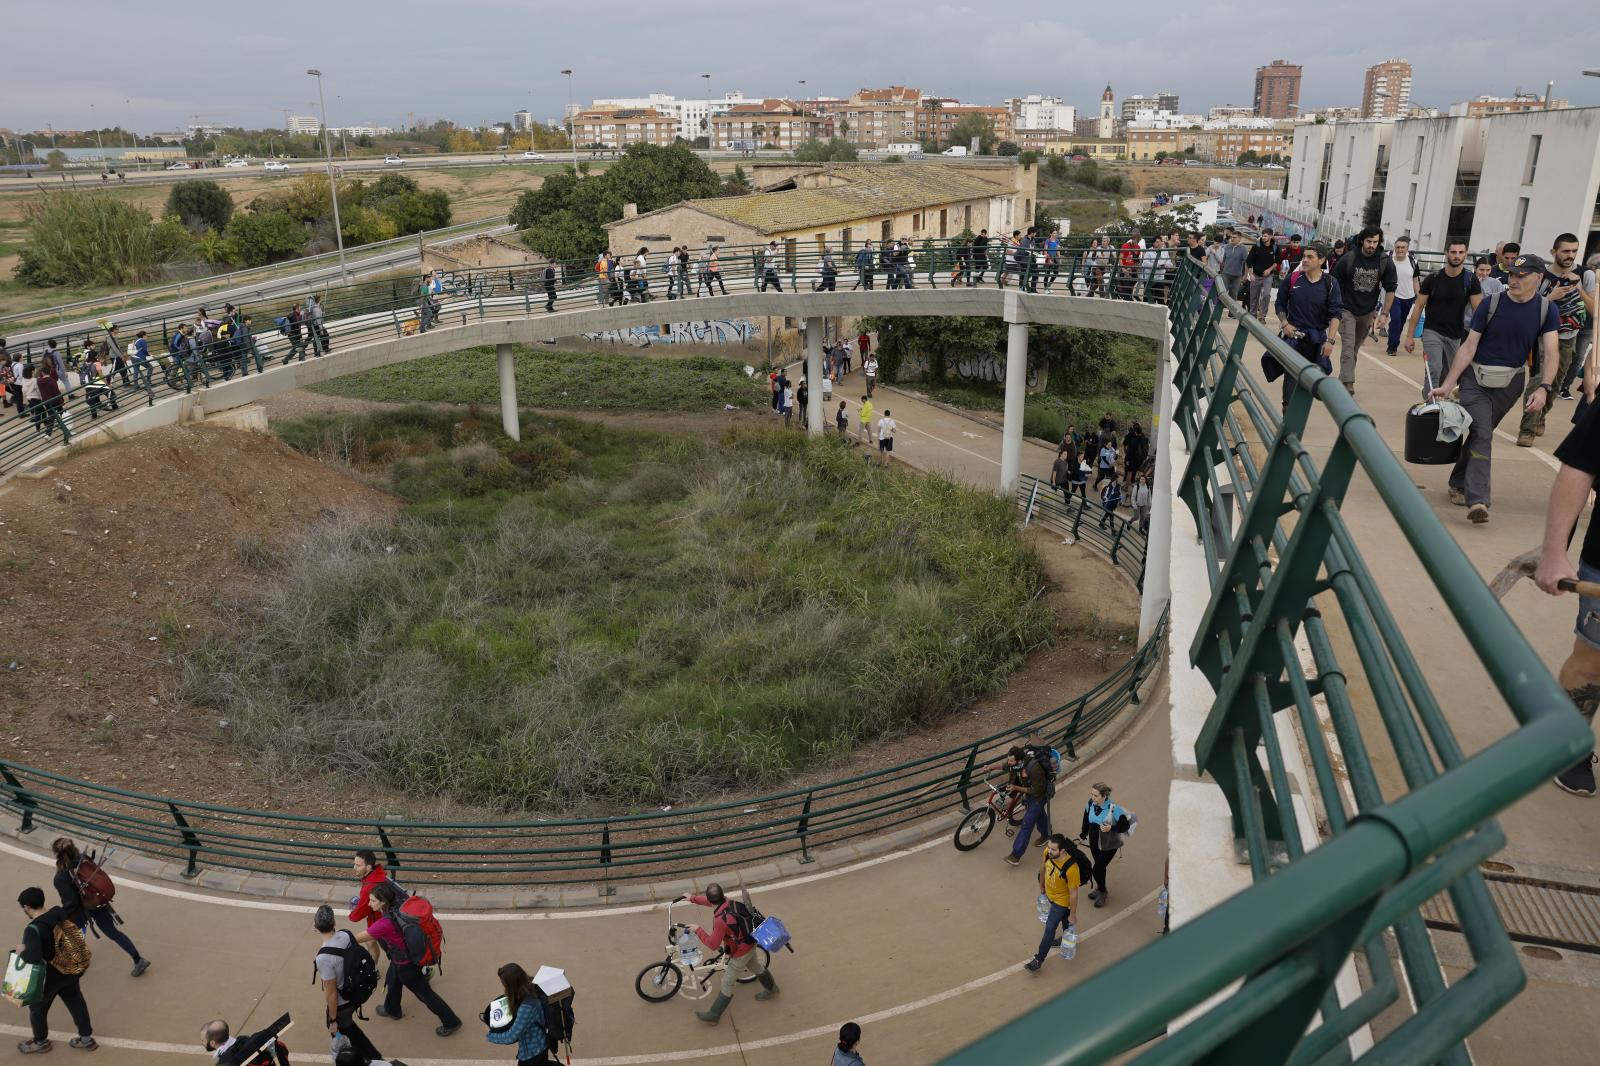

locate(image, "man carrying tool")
(1534, 402), (1600, 796)
(675, 884), (778, 1025)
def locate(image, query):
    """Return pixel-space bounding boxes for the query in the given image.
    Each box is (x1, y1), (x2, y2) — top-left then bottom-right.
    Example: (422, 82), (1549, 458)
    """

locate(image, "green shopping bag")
(4, 950), (44, 1007)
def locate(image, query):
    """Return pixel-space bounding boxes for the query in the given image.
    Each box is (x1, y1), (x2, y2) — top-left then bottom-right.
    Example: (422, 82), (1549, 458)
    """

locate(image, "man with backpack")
(678, 884), (778, 1025)
(1431, 253), (1563, 524)
(1002, 745), (1055, 867)
(1518, 234), (1598, 444)
(1024, 834), (1087, 973)
(14, 886), (96, 1054)
(1402, 239), (1482, 397)
(202, 1018), (290, 1066)
(349, 849), (397, 929)
(1330, 227), (1397, 398)
(315, 904), (386, 1065)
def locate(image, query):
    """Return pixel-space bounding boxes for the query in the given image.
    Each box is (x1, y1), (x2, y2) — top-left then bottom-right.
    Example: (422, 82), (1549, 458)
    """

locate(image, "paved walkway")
(1224, 313), (1600, 1060)
(0, 385), (1171, 1064)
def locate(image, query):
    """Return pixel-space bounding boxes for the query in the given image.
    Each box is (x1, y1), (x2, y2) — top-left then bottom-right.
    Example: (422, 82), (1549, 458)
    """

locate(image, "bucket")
(752, 916), (791, 953)
(1404, 403), (1461, 465)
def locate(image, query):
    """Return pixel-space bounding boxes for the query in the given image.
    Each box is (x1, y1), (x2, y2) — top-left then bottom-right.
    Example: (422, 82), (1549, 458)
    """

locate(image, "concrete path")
(1223, 313), (1600, 1059)
(0, 384), (1171, 1064)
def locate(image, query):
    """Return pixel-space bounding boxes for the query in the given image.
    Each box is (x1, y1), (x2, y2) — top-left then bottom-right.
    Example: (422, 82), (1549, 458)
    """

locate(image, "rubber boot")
(754, 972), (779, 1001)
(696, 993), (732, 1024)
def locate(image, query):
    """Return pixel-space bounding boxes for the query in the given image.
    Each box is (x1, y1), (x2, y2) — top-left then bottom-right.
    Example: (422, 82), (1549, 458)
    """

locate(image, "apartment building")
(1362, 59), (1413, 119)
(833, 87), (922, 148)
(1254, 60), (1302, 119)
(1196, 125), (1293, 164)
(915, 104), (1013, 145)
(1007, 95), (1077, 132)
(571, 108), (678, 149)
(1126, 128), (1199, 160)
(710, 100), (828, 150)
(1453, 94), (1569, 118)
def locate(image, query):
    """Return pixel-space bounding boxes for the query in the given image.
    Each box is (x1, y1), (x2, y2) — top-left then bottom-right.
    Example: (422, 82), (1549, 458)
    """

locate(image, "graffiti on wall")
(899, 352), (1040, 389)
(582, 319), (761, 347)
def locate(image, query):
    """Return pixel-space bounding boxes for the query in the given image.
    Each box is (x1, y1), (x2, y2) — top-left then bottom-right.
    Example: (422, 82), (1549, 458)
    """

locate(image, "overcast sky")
(8, 1), (1599, 132)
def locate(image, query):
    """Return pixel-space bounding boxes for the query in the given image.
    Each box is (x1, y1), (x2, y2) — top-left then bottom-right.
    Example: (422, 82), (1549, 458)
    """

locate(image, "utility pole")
(307, 69), (348, 279)
(561, 69), (580, 174)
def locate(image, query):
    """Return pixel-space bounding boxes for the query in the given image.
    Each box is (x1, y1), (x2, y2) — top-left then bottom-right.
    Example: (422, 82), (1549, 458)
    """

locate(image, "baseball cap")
(1509, 253), (1547, 275)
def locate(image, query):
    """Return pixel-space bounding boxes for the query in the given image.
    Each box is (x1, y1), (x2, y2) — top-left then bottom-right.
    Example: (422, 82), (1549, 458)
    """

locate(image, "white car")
(522, 150), (545, 160)
(166, 162), (190, 171)
(383, 155), (405, 166)
(1263, 162), (1285, 170)
(223, 159), (249, 168)
(263, 160), (290, 171)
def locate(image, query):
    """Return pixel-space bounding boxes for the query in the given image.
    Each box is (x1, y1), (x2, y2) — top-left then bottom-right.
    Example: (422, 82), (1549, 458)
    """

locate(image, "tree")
(724, 165), (751, 195)
(792, 137), (858, 163)
(508, 143), (725, 259)
(44, 150), (66, 171)
(15, 191), (184, 287)
(1361, 193), (1383, 227)
(165, 180), (235, 232)
(1236, 150), (1260, 166)
(996, 141), (1021, 157)
(194, 230), (238, 266)
(447, 129), (479, 153)
(948, 114), (997, 155)
(224, 210), (305, 266)
(355, 134), (374, 148)
(341, 205), (398, 245)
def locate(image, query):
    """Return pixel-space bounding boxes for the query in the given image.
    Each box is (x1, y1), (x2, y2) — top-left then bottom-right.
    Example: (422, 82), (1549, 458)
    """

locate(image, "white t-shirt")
(315, 930), (356, 1005)
(864, 358), (878, 379)
(877, 416), (897, 441)
(1393, 255), (1416, 300)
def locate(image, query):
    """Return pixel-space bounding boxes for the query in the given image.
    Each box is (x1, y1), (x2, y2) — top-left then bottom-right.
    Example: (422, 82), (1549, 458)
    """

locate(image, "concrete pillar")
(999, 321), (1029, 494)
(1141, 315), (1174, 642)
(496, 342), (520, 442)
(804, 316), (824, 436)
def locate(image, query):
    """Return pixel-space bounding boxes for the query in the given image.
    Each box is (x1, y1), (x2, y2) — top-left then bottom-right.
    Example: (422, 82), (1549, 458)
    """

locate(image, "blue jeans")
(1032, 902), (1072, 965)
(1009, 798), (1051, 858)
(1386, 296), (1416, 352)
(84, 905), (142, 962)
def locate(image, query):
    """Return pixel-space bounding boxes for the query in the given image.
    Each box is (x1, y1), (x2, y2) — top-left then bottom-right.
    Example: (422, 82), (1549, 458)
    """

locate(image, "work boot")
(755, 972), (780, 1001)
(1446, 486), (1467, 506)
(696, 994), (732, 1024)
(1468, 504), (1489, 524)
(1517, 433), (1536, 447)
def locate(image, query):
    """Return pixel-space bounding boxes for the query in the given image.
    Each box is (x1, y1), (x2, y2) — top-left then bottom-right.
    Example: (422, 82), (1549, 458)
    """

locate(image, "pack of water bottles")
(1059, 923), (1078, 961)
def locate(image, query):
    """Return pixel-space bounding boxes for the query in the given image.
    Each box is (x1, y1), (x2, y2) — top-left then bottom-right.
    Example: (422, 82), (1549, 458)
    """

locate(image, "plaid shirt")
(486, 999), (547, 1060)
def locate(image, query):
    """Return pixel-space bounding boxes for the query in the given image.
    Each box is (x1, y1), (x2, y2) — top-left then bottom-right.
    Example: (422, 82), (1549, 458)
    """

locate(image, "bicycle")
(953, 777), (1031, 851)
(634, 899), (771, 1003)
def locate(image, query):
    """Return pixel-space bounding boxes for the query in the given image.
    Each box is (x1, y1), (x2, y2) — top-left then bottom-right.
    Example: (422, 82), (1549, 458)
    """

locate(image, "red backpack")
(397, 895), (444, 970)
(72, 850), (116, 911)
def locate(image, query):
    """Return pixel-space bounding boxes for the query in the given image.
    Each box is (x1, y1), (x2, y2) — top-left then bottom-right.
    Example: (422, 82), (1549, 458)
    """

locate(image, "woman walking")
(833, 1021), (867, 1065)
(354, 882), (462, 1036)
(484, 963), (549, 1064)
(1077, 783), (1133, 908)
(51, 838), (150, 976)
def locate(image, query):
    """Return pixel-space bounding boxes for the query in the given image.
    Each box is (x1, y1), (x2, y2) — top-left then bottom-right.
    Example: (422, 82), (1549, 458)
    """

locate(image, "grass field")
(183, 409), (1053, 810)
(310, 346), (771, 411)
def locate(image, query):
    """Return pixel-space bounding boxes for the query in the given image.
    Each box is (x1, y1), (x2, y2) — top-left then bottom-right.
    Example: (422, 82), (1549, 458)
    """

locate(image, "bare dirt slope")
(0, 423), (398, 806)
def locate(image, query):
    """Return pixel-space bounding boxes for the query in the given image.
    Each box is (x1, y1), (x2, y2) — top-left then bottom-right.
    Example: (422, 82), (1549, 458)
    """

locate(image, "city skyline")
(6, 1), (1600, 132)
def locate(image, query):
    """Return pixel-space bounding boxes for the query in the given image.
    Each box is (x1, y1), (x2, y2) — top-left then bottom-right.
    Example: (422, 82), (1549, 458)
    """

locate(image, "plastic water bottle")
(1156, 886), (1169, 921)
(1059, 923), (1078, 961)
(1036, 894), (1050, 923)
(677, 933), (700, 967)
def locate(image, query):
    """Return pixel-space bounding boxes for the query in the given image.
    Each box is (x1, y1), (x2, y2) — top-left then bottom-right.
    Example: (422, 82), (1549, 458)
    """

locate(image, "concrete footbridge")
(0, 244), (1593, 1063)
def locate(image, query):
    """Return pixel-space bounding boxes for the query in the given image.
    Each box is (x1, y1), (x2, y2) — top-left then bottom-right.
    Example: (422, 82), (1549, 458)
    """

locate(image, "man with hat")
(1430, 253), (1561, 524)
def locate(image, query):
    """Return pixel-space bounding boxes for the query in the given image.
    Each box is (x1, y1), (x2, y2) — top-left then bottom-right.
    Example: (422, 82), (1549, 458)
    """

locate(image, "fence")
(0, 473), (1162, 887)
(941, 251), (1591, 1064)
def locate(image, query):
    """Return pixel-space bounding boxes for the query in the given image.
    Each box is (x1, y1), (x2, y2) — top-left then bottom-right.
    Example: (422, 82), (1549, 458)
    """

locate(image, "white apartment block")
(1286, 107), (1600, 253)
(1007, 95), (1077, 131)
(1129, 109), (1204, 129)
(590, 92), (747, 141)
(285, 115), (321, 135)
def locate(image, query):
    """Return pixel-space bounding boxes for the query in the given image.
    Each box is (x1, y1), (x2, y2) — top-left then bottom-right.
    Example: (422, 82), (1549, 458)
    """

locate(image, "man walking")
(875, 408), (896, 467)
(347, 849), (394, 929)
(1245, 231), (1279, 320)
(1430, 253), (1561, 524)
(852, 240), (875, 290)
(1024, 834), (1085, 973)
(1404, 239), (1481, 394)
(543, 262), (558, 313)
(1518, 234), (1597, 445)
(1274, 242), (1343, 411)
(1384, 237), (1418, 355)
(14, 886), (96, 1054)
(680, 885), (778, 1024)
(1002, 745), (1053, 867)
(971, 229), (990, 286)
(1330, 227), (1397, 397)
(760, 241), (783, 292)
(314, 905), (385, 1065)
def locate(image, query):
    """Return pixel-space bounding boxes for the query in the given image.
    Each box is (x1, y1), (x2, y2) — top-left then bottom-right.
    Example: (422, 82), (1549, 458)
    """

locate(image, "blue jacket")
(1275, 269), (1343, 345)
(485, 998), (546, 1059)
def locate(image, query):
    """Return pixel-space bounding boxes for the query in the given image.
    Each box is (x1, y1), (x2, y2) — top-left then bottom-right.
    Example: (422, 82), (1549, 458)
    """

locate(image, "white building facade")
(589, 92), (747, 141)
(1007, 95), (1077, 131)
(285, 115), (321, 135)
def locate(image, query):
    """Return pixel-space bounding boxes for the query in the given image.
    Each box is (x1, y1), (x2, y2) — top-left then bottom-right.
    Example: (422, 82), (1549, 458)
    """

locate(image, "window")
(1412, 136), (1423, 174)
(1346, 136), (1354, 166)
(1523, 135), (1542, 184)
(1406, 182), (1417, 218)
(881, 219), (892, 242)
(1513, 196), (1530, 244)
(939, 209), (948, 238)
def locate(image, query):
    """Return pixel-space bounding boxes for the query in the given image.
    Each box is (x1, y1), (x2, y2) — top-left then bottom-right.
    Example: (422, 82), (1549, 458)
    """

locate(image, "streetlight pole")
(90, 103), (105, 169)
(561, 69), (579, 174)
(702, 73), (711, 151)
(307, 68), (348, 278)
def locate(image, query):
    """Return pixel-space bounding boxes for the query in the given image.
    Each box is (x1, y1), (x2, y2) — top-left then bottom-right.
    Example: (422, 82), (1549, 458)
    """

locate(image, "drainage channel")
(1422, 871), (1600, 956)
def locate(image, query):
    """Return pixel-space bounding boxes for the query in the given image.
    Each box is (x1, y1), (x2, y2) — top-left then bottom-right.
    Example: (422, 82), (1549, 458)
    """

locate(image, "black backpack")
(719, 899), (764, 946)
(313, 931), (380, 1008)
(533, 985), (576, 1054)
(1021, 744), (1058, 800)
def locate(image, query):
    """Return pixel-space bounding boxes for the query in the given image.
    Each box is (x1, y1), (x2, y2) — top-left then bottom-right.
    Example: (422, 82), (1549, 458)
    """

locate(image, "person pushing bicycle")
(674, 884), (778, 1025)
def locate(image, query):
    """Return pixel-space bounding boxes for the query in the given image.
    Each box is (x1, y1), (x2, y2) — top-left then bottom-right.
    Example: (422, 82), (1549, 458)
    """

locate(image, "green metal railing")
(0, 474), (1161, 886)
(944, 256), (1592, 1064)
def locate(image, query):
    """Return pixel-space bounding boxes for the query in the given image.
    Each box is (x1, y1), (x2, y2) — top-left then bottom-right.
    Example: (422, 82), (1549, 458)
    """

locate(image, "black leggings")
(1090, 845), (1117, 894)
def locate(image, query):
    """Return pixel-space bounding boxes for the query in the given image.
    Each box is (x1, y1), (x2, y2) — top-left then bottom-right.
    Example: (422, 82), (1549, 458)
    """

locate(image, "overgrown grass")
(183, 409), (1053, 811)
(308, 346), (770, 412)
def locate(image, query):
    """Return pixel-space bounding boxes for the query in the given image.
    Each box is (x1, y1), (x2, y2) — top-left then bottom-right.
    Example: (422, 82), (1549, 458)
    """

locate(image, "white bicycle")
(633, 899), (771, 1003)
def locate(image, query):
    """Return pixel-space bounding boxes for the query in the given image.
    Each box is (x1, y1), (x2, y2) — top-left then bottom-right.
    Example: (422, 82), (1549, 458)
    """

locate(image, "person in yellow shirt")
(858, 396), (874, 445)
(1025, 834), (1086, 972)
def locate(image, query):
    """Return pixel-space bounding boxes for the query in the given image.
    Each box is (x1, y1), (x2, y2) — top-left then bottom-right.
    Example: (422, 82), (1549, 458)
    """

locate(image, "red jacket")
(690, 893), (753, 958)
(348, 865), (388, 927)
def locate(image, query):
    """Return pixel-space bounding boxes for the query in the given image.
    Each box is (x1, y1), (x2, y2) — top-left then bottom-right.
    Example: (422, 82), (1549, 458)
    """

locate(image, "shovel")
(1488, 547), (1600, 601)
